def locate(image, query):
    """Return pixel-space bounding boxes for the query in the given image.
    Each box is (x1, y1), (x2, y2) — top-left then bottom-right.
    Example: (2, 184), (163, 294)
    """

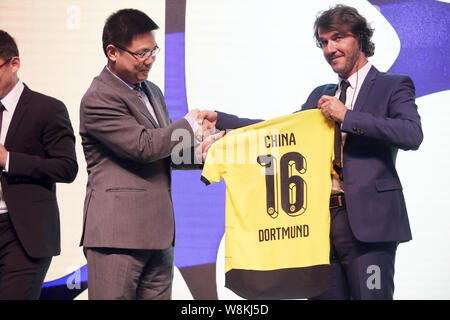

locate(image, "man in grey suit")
(79, 9), (209, 300)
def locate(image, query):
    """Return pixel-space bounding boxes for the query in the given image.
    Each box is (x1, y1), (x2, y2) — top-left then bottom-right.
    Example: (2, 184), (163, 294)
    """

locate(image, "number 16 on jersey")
(257, 152), (307, 219)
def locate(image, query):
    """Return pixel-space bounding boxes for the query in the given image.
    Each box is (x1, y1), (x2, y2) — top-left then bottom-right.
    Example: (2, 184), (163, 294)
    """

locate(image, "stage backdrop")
(0, 0), (449, 300)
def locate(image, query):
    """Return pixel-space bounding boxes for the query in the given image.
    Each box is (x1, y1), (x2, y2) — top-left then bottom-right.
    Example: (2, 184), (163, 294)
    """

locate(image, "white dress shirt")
(0, 79), (24, 214)
(331, 61), (372, 194)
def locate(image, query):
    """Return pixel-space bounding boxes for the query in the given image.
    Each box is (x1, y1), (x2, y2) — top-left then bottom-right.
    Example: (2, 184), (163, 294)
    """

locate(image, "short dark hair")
(313, 4), (375, 57)
(0, 30), (19, 60)
(102, 9), (159, 56)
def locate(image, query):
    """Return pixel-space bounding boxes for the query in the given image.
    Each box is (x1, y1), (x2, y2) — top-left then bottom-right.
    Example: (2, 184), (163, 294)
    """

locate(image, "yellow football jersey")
(201, 109), (337, 299)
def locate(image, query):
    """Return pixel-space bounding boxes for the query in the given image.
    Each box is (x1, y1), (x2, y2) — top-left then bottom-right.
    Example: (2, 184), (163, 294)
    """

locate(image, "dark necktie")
(0, 102), (5, 136)
(338, 80), (350, 105)
(0, 102), (5, 172)
(333, 80), (349, 181)
(133, 83), (161, 127)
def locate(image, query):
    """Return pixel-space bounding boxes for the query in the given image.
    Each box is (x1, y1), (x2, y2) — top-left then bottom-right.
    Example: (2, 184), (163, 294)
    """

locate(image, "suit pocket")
(105, 187), (147, 192)
(375, 178), (403, 192)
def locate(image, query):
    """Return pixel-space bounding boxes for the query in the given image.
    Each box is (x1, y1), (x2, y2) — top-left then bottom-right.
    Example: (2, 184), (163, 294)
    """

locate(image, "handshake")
(185, 109), (225, 162)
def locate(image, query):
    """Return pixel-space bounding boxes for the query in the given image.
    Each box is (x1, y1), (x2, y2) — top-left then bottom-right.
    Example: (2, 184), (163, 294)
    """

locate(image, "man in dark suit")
(0, 30), (78, 299)
(79, 9), (217, 300)
(199, 5), (423, 299)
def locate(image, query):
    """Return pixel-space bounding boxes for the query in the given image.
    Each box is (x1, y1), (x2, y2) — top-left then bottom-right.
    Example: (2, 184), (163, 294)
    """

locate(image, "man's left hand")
(195, 130), (225, 162)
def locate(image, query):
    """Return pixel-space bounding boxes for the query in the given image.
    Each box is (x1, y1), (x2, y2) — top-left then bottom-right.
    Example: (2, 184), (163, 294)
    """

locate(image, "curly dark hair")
(313, 4), (375, 57)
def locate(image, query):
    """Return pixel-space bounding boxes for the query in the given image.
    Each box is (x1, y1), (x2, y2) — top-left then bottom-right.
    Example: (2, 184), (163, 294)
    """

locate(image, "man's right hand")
(197, 110), (218, 140)
(194, 110), (225, 161)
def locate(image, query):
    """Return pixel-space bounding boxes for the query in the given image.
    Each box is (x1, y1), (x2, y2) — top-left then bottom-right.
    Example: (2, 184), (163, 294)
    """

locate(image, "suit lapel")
(4, 84), (31, 148)
(141, 82), (167, 128)
(99, 67), (160, 128)
(132, 90), (160, 128)
(352, 66), (378, 113)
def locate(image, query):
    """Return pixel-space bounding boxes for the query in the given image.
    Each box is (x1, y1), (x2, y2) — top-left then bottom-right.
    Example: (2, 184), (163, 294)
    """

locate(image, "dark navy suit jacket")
(216, 66), (423, 243)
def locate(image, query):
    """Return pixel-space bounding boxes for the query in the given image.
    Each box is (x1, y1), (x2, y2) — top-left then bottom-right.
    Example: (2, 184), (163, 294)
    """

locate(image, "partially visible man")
(79, 9), (215, 300)
(199, 5), (423, 299)
(0, 30), (78, 299)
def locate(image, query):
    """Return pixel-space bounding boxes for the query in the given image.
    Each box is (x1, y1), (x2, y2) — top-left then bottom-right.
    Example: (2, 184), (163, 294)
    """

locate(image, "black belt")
(0, 212), (9, 222)
(330, 193), (346, 209)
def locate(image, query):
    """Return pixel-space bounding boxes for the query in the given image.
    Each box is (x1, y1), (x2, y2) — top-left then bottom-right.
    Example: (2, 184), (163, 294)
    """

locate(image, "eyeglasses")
(0, 58), (12, 69)
(114, 44), (160, 60)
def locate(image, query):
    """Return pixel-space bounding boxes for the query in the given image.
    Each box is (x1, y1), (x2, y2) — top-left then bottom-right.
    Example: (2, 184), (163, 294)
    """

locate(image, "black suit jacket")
(1, 84), (78, 258)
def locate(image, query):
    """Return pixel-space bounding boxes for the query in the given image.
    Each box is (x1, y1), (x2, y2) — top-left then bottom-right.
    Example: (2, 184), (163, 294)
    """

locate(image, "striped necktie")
(133, 83), (143, 100)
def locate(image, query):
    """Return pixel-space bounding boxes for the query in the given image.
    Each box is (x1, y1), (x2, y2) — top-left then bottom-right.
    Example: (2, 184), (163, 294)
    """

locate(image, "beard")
(327, 50), (361, 79)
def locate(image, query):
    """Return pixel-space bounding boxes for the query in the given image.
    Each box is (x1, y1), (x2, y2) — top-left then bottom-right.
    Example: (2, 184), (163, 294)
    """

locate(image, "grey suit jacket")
(79, 67), (194, 250)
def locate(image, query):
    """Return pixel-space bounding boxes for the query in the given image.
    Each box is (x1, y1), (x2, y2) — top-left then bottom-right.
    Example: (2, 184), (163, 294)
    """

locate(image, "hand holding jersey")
(317, 95), (347, 123)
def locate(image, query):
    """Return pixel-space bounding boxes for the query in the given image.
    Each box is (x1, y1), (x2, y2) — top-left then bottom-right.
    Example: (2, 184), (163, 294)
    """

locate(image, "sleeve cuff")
(184, 115), (201, 146)
(200, 175), (211, 186)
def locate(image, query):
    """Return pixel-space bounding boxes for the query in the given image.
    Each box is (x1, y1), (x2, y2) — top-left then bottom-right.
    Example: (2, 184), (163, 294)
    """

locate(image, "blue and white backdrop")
(0, 0), (449, 299)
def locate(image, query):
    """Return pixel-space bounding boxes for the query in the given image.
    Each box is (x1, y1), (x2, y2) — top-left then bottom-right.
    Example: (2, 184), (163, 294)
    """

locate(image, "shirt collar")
(106, 66), (141, 90)
(0, 79), (24, 112)
(338, 61), (372, 90)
